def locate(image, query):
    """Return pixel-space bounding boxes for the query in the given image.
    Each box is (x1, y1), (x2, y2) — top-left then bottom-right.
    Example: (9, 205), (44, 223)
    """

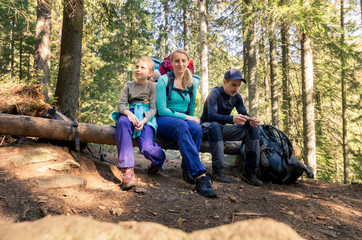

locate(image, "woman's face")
(171, 52), (188, 75)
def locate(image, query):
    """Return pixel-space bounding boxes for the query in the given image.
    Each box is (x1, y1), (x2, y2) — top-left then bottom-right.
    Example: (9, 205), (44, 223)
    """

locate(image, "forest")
(0, 0), (361, 183)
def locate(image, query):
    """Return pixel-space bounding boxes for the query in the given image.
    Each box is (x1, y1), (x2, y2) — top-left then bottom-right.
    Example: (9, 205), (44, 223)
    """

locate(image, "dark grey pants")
(202, 122), (260, 174)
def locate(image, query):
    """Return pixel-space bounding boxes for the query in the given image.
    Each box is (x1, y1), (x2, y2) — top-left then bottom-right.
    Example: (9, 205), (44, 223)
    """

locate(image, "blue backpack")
(242, 124), (314, 184)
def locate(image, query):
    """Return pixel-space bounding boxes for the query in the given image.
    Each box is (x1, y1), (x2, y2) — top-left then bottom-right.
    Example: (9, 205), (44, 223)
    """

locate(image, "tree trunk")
(163, 0), (169, 55)
(10, 18), (15, 79)
(183, 0), (189, 52)
(281, 21), (291, 136)
(341, 0), (349, 184)
(34, 0), (51, 102)
(0, 114), (242, 155)
(259, 23), (270, 121)
(199, 0), (209, 104)
(54, 0), (84, 116)
(19, 34), (23, 80)
(269, 19), (279, 127)
(245, 2), (258, 117)
(301, 32), (317, 177)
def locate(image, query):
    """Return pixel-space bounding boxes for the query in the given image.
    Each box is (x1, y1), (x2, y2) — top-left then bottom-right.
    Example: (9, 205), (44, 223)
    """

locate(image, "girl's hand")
(135, 118), (147, 131)
(185, 115), (200, 124)
(127, 113), (139, 126)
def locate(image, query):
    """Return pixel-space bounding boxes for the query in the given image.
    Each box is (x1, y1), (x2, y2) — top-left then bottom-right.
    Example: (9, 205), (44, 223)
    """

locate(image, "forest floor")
(0, 136), (361, 240)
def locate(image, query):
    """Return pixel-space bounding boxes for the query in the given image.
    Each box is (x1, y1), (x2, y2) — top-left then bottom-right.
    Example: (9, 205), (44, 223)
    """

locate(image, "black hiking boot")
(241, 171), (263, 186)
(147, 163), (160, 175)
(182, 169), (196, 185)
(196, 176), (217, 198)
(212, 171), (231, 183)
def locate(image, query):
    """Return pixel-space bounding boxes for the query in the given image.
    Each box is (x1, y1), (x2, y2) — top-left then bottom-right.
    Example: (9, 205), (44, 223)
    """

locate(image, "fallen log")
(0, 113), (242, 154)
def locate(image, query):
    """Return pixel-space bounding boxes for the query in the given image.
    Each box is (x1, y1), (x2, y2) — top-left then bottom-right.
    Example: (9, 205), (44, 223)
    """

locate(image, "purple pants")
(115, 115), (165, 169)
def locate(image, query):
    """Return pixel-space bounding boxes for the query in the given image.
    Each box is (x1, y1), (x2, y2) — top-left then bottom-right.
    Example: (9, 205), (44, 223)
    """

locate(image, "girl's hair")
(137, 56), (155, 76)
(170, 49), (193, 89)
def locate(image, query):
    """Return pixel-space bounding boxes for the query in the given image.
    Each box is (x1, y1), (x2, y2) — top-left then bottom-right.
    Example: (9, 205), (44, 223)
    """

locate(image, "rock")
(111, 208), (124, 216)
(317, 228), (338, 238)
(98, 206), (106, 210)
(0, 215), (305, 240)
(165, 150), (180, 160)
(39, 159), (80, 172)
(33, 174), (86, 189)
(305, 199), (320, 209)
(10, 148), (57, 167)
(135, 188), (147, 194)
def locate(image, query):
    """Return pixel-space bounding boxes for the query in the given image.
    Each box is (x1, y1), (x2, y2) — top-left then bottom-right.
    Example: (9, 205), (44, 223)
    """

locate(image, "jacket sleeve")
(117, 82), (130, 114)
(144, 82), (157, 121)
(187, 80), (199, 116)
(235, 94), (249, 116)
(207, 89), (234, 124)
(156, 75), (187, 120)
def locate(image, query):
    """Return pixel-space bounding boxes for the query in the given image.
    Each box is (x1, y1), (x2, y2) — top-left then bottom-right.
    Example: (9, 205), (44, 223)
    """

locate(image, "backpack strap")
(166, 70), (194, 102)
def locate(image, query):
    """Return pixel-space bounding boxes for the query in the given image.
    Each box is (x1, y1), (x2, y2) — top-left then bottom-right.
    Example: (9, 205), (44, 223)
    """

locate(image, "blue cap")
(224, 69), (246, 83)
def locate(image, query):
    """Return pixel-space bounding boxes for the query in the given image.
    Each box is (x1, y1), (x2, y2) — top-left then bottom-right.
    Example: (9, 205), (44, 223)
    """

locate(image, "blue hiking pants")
(115, 114), (165, 169)
(156, 116), (206, 177)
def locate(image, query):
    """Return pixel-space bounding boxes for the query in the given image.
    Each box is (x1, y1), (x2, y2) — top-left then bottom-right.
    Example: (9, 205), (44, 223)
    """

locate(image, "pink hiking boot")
(121, 168), (137, 190)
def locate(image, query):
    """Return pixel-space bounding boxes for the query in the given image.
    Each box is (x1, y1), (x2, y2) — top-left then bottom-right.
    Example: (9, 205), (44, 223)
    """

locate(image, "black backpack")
(243, 124), (314, 184)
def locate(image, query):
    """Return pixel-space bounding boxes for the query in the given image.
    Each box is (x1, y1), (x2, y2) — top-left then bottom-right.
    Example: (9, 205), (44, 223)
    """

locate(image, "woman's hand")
(185, 115), (200, 124)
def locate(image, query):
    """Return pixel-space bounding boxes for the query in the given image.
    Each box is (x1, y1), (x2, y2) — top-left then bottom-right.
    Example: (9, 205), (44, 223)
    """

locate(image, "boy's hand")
(248, 117), (261, 127)
(233, 114), (249, 125)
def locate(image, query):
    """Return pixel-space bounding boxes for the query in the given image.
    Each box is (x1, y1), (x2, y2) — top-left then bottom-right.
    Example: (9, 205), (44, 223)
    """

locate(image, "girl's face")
(171, 52), (188, 75)
(135, 60), (152, 81)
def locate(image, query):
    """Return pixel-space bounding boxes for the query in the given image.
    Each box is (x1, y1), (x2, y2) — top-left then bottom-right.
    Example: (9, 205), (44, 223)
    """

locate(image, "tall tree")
(163, 0), (169, 55)
(269, 17), (279, 127)
(245, 0), (258, 117)
(54, 0), (84, 116)
(182, 0), (189, 52)
(199, 0), (209, 104)
(280, 15), (291, 136)
(301, 28), (317, 176)
(340, 0), (349, 183)
(34, 0), (51, 101)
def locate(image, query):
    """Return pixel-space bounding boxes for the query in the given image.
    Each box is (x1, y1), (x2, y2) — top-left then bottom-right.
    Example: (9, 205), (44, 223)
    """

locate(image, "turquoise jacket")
(156, 74), (199, 120)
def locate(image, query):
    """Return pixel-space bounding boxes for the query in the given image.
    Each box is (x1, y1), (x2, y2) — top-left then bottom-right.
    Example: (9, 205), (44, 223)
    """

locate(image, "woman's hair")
(137, 56), (155, 76)
(170, 49), (193, 89)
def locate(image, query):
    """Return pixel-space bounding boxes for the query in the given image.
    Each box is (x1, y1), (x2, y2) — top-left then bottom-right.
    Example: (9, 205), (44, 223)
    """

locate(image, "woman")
(156, 49), (216, 198)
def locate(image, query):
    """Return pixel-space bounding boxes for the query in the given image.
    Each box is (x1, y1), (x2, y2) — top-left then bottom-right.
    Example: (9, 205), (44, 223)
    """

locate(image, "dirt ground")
(0, 136), (361, 240)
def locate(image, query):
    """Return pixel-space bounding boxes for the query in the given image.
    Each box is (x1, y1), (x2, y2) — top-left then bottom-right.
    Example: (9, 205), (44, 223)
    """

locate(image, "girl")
(115, 56), (165, 190)
(156, 49), (217, 198)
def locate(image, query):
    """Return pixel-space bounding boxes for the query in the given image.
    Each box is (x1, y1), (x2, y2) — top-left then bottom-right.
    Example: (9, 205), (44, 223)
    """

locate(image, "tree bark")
(269, 19), (279, 127)
(246, 6), (258, 117)
(163, 0), (169, 55)
(183, 0), (189, 52)
(0, 113), (242, 154)
(34, 0), (51, 102)
(199, 0), (209, 104)
(281, 20), (290, 136)
(54, 0), (84, 116)
(301, 32), (317, 176)
(341, 0), (349, 184)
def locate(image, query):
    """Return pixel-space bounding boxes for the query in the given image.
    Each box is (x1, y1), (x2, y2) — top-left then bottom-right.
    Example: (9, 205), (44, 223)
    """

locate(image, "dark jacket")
(200, 86), (249, 124)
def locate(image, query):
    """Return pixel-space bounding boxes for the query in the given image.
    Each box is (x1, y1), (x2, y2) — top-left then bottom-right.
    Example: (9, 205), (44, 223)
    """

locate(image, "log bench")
(0, 113), (242, 155)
